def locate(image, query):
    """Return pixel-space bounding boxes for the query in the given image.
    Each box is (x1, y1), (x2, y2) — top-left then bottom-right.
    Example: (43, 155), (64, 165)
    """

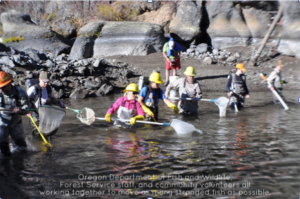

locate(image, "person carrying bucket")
(162, 38), (182, 86)
(138, 72), (179, 121)
(267, 60), (287, 104)
(27, 71), (66, 137)
(226, 63), (250, 110)
(105, 83), (145, 128)
(0, 72), (30, 156)
(165, 66), (202, 115)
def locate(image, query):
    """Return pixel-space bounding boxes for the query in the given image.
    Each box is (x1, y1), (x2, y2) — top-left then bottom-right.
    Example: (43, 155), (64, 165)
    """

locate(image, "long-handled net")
(38, 105), (66, 136)
(76, 108), (95, 125)
(213, 97), (229, 117)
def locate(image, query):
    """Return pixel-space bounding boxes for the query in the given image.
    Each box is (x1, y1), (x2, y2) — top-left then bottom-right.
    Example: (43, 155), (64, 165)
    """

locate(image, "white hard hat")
(169, 41), (175, 50)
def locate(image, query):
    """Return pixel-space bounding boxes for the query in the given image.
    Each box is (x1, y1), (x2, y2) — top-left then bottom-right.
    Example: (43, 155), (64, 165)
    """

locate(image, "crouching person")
(105, 83), (145, 128)
(0, 72), (30, 156)
(27, 71), (65, 137)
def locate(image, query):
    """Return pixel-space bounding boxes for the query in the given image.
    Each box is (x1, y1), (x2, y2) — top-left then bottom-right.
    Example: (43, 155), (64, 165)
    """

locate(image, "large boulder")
(206, 2), (252, 48)
(169, 1), (204, 42)
(0, 43), (9, 52)
(135, 3), (176, 33)
(1, 10), (72, 56)
(277, 2), (300, 59)
(93, 22), (165, 57)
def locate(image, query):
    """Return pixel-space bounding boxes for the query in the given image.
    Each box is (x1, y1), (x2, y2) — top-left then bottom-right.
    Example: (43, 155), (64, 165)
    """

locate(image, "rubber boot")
(0, 142), (11, 157)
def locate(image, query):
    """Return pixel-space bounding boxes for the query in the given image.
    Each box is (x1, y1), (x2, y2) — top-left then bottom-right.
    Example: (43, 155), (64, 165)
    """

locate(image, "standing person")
(27, 71), (65, 137)
(165, 66), (202, 115)
(0, 72), (30, 156)
(105, 83), (145, 128)
(226, 63), (250, 110)
(162, 38), (182, 86)
(267, 60), (286, 104)
(138, 72), (179, 121)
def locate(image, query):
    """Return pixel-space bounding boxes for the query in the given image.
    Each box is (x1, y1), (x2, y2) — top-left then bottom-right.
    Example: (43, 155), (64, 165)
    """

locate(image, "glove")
(280, 80), (287, 84)
(141, 104), (154, 118)
(59, 101), (66, 108)
(167, 102), (179, 115)
(130, 115), (145, 125)
(105, 113), (112, 123)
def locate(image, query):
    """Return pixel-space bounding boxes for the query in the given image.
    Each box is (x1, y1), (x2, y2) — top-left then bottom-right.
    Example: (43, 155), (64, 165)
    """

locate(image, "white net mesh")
(214, 97), (229, 117)
(170, 119), (195, 135)
(38, 105), (66, 136)
(76, 108), (95, 125)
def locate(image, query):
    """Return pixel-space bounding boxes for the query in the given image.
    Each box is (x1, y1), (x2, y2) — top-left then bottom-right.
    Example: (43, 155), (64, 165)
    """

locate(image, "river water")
(1, 91), (299, 199)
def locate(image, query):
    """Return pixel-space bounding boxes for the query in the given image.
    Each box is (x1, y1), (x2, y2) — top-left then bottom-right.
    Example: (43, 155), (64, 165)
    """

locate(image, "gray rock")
(186, 48), (195, 54)
(93, 59), (101, 68)
(234, 52), (240, 58)
(1, 65), (17, 75)
(69, 88), (89, 99)
(57, 89), (64, 99)
(84, 79), (101, 89)
(169, 1), (203, 42)
(213, 49), (219, 55)
(96, 84), (113, 96)
(46, 59), (55, 68)
(68, 36), (94, 60)
(203, 57), (213, 65)
(78, 67), (87, 75)
(73, 61), (81, 67)
(79, 20), (106, 36)
(50, 73), (58, 81)
(0, 56), (15, 67)
(81, 60), (89, 66)
(196, 44), (208, 54)
(226, 56), (236, 62)
(60, 69), (70, 76)
(13, 54), (21, 64)
(51, 80), (63, 88)
(93, 22), (165, 56)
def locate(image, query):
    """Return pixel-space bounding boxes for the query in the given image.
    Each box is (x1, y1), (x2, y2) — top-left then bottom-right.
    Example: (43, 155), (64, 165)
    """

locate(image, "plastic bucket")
(169, 76), (179, 98)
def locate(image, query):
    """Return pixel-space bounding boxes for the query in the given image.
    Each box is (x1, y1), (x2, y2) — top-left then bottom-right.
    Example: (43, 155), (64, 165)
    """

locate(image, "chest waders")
(144, 85), (160, 121)
(231, 74), (246, 95)
(178, 78), (198, 114)
(114, 100), (137, 128)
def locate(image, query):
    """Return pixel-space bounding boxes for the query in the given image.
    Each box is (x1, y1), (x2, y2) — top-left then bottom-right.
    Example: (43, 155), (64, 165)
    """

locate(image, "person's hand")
(166, 93), (169, 98)
(130, 115), (144, 125)
(141, 105), (154, 118)
(228, 91), (233, 97)
(27, 112), (32, 117)
(270, 87), (275, 91)
(105, 113), (112, 123)
(59, 101), (66, 108)
(167, 102), (179, 115)
(13, 107), (21, 114)
(246, 95), (250, 99)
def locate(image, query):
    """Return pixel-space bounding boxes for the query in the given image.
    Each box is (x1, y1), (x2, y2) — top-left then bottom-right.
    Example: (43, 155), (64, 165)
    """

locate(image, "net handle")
(95, 117), (169, 126)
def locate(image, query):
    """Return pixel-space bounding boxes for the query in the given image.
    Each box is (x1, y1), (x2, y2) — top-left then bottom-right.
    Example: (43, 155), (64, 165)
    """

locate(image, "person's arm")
(244, 76), (249, 95)
(195, 82), (202, 99)
(161, 89), (179, 114)
(226, 75), (232, 94)
(106, 97), (123, 115)
(18, 89), (31, 115)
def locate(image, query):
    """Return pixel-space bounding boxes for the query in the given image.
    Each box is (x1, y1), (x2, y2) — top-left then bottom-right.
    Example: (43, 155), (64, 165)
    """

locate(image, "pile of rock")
(0, 44), (138, 99)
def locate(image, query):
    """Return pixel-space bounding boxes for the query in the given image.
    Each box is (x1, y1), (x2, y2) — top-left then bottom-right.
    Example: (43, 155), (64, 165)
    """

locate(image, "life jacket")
(231, 73), (246, 95)
(144, 85), (161, 107)
(32, 84), (52, 106)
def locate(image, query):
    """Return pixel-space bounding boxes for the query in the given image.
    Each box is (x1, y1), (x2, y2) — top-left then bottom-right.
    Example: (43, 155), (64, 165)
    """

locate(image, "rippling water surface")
(1, 91), (299, 199)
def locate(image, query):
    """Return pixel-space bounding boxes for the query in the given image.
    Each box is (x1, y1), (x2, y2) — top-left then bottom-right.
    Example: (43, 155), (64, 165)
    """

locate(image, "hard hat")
(0, 71), (12, 88)
(184, 66), (196, 76)
(169, 41), (175, 50)
(236, 63), (246, 72)
(149, 72), (163, 84)
(123, 83), (139, 93)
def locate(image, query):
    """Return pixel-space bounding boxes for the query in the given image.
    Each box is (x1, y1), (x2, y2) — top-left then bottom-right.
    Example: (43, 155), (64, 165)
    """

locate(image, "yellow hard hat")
(149, 72), (163, 84)
(123, 83), (139, 93)
(184, 66), (196, 76)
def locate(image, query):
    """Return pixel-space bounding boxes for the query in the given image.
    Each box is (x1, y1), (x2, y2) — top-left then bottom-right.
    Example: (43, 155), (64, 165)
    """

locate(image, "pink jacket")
(106, 96), (145, 117)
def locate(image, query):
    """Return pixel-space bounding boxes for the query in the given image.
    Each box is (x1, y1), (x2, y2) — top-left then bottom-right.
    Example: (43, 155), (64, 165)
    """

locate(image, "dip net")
(76, 108), (95, 125)
(214, 97), (229, 117)
(38, 105), (66, 136)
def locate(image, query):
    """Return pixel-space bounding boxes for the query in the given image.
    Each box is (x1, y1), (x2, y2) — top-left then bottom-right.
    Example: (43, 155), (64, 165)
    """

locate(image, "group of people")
(0, 38), (287, 157)
(0, 71), (65, 156)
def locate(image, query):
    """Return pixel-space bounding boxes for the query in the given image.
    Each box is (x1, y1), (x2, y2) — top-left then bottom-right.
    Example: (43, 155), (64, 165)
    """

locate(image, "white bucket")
(169, 76), (179, 98)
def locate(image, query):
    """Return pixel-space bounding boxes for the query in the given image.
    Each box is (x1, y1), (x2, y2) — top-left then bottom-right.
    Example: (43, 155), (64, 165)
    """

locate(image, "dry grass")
(98, 2), (136, 21)
(3, 36), (25, 44)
